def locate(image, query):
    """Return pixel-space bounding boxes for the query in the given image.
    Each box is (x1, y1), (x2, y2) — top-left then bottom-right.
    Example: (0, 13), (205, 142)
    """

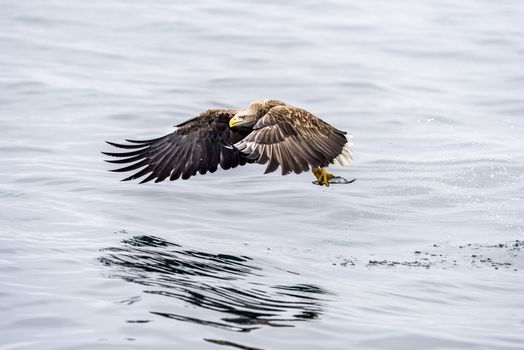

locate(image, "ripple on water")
(100, 235), (331, 346)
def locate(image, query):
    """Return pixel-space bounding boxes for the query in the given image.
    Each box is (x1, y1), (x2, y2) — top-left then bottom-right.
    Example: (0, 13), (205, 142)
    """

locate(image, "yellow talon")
(312, 167), (334, 187)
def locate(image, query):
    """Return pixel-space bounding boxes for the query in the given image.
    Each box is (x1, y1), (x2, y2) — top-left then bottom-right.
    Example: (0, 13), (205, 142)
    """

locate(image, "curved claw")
(322, 172), (334, 187)
(312, 167), (355, 186)
(312, 167), (334, 187)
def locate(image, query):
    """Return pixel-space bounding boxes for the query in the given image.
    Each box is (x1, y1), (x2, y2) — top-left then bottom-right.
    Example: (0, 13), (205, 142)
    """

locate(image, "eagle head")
(229, 99), (286, 128)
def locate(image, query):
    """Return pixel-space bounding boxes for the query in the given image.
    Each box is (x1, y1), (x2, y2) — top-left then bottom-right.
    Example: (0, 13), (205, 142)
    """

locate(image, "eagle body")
(104, 99), (352, 185)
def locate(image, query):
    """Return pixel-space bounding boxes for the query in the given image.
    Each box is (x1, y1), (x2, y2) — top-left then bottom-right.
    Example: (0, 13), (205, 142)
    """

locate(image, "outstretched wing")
(233, 105), (351, 175)
(103, 109), (252, 183)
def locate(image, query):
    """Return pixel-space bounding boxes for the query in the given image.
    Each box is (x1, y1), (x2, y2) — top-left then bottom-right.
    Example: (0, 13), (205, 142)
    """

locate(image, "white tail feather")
(333, 134), (353, 166)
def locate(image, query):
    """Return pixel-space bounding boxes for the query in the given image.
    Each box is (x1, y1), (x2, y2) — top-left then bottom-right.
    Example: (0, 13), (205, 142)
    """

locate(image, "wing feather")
(123, 166), (152, 182)
(104, 109), (252, 183)
(234, 105), (350, 175)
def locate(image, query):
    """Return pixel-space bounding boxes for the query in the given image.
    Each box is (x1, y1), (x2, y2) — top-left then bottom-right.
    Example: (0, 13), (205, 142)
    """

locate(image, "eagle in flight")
(104, 99), (353, 186)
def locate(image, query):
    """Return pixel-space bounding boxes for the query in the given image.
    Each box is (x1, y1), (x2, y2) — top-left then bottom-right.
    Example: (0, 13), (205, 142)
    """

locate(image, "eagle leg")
(312, 167), (334, 187)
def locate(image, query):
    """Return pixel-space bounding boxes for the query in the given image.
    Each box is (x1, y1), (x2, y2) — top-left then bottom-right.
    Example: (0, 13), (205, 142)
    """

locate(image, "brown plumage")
(104, 99), (352, 184)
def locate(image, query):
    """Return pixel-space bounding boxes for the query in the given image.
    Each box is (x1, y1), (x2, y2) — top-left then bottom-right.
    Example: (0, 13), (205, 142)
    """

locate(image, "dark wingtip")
(102, 151), (126, 158)
(109, 159), (149, 173)
(125, 139), (147, 144)
(125, 137), (163, 144)
(119, 167), (153, 182)
(106, 141), (146, 149)
(138, 173), (159, 184)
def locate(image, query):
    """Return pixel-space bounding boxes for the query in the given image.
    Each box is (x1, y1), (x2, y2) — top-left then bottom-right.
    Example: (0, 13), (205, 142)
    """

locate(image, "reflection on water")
(100, 235), (330, 339)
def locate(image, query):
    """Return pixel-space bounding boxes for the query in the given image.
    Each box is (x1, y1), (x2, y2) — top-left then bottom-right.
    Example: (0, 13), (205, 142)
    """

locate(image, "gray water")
(1, 1), (524, 349)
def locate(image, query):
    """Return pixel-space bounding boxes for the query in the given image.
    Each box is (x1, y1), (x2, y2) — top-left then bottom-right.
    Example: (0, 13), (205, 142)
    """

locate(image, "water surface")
(1, 1), (524, 349)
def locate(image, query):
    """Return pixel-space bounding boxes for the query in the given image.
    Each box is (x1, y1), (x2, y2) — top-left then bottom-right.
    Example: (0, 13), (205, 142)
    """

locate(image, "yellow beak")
(229, 117), (239, 128)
